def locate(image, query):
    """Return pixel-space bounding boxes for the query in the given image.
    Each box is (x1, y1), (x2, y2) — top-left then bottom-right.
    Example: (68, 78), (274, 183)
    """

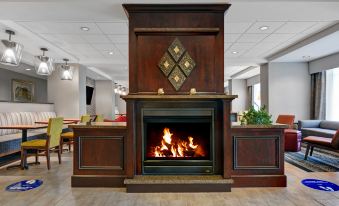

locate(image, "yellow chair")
(95, 114), (104, 122)
(60, 115), (90, 152)
(20, 117), (64, 170)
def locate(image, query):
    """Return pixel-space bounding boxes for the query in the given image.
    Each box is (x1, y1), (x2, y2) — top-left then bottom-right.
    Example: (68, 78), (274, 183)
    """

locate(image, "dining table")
(0, 124), (48, 169)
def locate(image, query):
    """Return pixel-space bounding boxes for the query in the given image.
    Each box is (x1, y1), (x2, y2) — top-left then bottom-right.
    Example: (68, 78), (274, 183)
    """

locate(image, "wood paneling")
(123, 4), (228, 94)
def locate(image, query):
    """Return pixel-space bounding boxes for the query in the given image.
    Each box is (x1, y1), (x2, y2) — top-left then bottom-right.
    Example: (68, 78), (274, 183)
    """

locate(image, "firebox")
(142, 108), (214, 175)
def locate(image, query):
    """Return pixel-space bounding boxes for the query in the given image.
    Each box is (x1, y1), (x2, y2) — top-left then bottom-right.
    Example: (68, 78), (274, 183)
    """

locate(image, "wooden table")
(35, 120), (78, 124)
(0, 124), (48, 169)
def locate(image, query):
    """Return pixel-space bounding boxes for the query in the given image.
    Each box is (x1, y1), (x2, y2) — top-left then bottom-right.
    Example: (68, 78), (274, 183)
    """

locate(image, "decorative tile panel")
(158, 52), (175, 77)
(178, 52), (196, 76)
(168, 66), (186, 91)
(168, 38), (186, 62)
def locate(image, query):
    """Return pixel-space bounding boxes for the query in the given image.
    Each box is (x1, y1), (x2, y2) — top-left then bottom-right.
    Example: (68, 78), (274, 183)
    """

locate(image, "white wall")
(0, 102), (54, 112)
(115, 94), (126, 115)
(309, 51), (339, 74)
(48, 64), (86, 118)
(95, 80), (114, 119)
(246, 74), (260, 87)
(268, 62), (310, 121)
(230, 79), (247, 113)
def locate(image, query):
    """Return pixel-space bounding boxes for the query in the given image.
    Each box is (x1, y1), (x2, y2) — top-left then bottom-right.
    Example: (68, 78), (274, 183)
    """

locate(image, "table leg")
(7, 129), (29, 170)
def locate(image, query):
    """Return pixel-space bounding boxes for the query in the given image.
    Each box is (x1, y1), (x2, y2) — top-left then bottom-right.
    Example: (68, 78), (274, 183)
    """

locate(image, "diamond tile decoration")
(178, 52), (196, 76)
(168, 38), (186, 62)
(158, 52), (175, 76)
(168, 66), (186, 91)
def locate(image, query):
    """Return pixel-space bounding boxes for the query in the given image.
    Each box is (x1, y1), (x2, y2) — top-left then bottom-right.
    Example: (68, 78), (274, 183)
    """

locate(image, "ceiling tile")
(225, 33), (241, 42)
(91, 43), (118, 51)
(18, 22), (102, 34)
(275, 21), (317, 34)
(114, 43), (128, 51)
(225, 22), (253, 34)
(54, 34), (87, 44)
(96, 22), (128, 34)
(82, 34), (111, 43)
(246, 21), (286, 34)
(261, 33), (295, 43)
(237, 34), (269, 43)
(107, 35), (128, 43)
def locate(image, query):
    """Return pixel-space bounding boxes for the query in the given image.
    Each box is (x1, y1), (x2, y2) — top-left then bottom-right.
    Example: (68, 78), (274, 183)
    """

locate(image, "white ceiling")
(0, 0), (339, 86)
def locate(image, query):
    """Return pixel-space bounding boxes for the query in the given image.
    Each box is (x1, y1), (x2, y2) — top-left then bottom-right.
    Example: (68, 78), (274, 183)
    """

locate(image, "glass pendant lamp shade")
(0, 30), (23, 66)
(60, 58), (73, 80)
(34, 48), (54, 76)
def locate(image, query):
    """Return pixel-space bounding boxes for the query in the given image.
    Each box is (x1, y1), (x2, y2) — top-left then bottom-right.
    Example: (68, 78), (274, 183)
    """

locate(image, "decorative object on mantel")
(11, 79), (34, 102)
(0, 30), (23, 66)
(158, 38), (196, 91)
(240, 106), (272, 125)
(157, 88), (164, 95)
(189, 88), (196, 95)
(60, 58), (73, 80)
(34, 48), (54, 76)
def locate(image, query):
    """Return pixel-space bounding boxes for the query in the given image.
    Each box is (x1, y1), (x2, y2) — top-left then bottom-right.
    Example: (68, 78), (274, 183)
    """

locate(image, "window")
(326, 67), (339, 121)
(253, 83), (261, 110)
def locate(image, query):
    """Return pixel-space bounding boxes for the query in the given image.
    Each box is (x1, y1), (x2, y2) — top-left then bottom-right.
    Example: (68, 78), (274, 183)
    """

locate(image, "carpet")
(285, 144), (339, 172)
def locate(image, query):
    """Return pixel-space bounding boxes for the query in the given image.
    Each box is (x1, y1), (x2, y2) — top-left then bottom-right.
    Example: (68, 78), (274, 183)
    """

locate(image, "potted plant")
(240, 106), (272, 125)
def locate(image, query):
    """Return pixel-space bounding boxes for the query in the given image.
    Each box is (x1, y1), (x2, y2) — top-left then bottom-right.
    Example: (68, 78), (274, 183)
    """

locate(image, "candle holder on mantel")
(157, 88), (164, 95)
(189, 88), (197, 95)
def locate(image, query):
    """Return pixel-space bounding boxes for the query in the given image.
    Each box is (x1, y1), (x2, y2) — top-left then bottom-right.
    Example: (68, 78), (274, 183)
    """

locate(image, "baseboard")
(71, 175), (126, 187)
(231, 175), (287, 187)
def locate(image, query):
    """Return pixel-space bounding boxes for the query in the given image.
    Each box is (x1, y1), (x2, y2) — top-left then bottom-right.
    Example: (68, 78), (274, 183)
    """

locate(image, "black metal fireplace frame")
(141, 108), (215, 175)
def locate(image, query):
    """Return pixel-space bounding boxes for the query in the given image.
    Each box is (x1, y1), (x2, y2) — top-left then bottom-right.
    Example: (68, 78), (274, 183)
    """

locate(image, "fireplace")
(142, 108), (214, 175)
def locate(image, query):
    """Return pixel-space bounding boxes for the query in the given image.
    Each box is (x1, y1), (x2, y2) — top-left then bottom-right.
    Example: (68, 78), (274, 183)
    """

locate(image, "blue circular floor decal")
(6, 179), (43, 192)
(302, 179), (339, 192)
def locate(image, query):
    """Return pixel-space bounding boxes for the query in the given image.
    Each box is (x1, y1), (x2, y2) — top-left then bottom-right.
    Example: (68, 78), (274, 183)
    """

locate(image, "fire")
(153, 128), (205, 158)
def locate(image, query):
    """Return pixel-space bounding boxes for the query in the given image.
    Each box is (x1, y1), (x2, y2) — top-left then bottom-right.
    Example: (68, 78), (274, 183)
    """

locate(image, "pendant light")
(0, 30), (24, 66)
(34, 48), (54, 76)
(60, 58), (73, 80)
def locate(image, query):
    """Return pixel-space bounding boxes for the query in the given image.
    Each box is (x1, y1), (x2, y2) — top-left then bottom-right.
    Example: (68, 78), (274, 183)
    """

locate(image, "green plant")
(240, 106), (272, 125)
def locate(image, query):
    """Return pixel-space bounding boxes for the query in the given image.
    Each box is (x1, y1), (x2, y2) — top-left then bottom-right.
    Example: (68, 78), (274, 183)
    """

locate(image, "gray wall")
(267, 62), (310, 121)
(95, 80), (114, 119)
(0, 67), (48, 103)
(230, 79), (247, 113)
(309, 51), (339, 74)
(260, 63), (269, 110)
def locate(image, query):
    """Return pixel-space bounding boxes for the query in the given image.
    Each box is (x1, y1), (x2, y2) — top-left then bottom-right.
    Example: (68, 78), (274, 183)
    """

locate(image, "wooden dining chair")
(20, 117), (64, 170)
(60, 115), (90, 152)
(95, 114), (104, 122)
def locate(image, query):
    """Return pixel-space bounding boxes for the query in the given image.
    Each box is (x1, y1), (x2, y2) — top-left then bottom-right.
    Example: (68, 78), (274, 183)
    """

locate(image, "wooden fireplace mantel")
(122, 94), (238, 101)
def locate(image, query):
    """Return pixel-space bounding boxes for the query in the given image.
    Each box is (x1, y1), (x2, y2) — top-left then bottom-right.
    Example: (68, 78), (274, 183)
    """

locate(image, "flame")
(152, 128), (205, 158)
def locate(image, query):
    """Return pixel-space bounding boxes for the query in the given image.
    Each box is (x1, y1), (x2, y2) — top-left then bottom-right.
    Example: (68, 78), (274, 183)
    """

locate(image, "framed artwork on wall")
(11, 79), (34, 102)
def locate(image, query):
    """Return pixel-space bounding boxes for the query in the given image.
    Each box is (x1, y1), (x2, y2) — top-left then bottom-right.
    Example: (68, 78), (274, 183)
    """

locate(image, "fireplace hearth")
(142, 109), (214, 174)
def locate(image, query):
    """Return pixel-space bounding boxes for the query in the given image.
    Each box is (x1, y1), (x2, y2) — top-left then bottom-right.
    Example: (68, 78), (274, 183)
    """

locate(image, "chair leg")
(35, 150), (39, 163)
(304, 144), (311, 160)
(60, 138), (64, 154)
(68, 141), (71, 152)
(20, 148), (25, 170)
(310, 146), (314, 156)
(46, 150), (51, 170)
(57, 146), (61, 164)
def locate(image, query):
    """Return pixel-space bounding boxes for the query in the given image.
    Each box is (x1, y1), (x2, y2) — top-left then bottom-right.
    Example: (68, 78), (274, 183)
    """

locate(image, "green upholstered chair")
(60, 115), (91, 152)
(20, 117), (64, 170)
(95, 114), (104, 122)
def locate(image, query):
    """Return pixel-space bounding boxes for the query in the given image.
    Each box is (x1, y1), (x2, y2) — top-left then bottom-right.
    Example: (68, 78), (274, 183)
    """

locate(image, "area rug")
(285, 144), (339, 172)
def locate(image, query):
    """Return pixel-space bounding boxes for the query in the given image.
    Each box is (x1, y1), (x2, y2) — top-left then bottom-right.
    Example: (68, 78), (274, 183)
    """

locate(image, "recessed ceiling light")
(25, 68), (31, 71)
(108, 51), (114, 55)
(259, 26), (269, 31)
(232, 51), (238, 54)
(80, 27), (90, 31)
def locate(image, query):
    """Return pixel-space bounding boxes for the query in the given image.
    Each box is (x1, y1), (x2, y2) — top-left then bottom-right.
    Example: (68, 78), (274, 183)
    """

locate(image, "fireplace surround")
(142, 108), (214, 175)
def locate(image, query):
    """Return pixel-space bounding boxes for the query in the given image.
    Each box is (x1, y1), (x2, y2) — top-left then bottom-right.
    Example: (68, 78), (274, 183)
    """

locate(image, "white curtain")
(326, 68), (339, 121)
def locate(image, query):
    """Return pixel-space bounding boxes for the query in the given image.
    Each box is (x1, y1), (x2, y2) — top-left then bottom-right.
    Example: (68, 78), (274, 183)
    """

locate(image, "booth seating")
(0, 112), (57, 157)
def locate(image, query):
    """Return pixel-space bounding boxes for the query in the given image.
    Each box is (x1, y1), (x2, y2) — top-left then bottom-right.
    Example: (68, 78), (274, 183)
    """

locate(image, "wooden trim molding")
(134, 28), (220, 35)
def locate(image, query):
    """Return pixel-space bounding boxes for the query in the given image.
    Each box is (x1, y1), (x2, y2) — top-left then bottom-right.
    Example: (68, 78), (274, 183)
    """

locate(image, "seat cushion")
(301, 128), (335, 139)
(61, 132), (74, 139)
(21, 139), (47, 147)
(303, 136), (332, 147)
